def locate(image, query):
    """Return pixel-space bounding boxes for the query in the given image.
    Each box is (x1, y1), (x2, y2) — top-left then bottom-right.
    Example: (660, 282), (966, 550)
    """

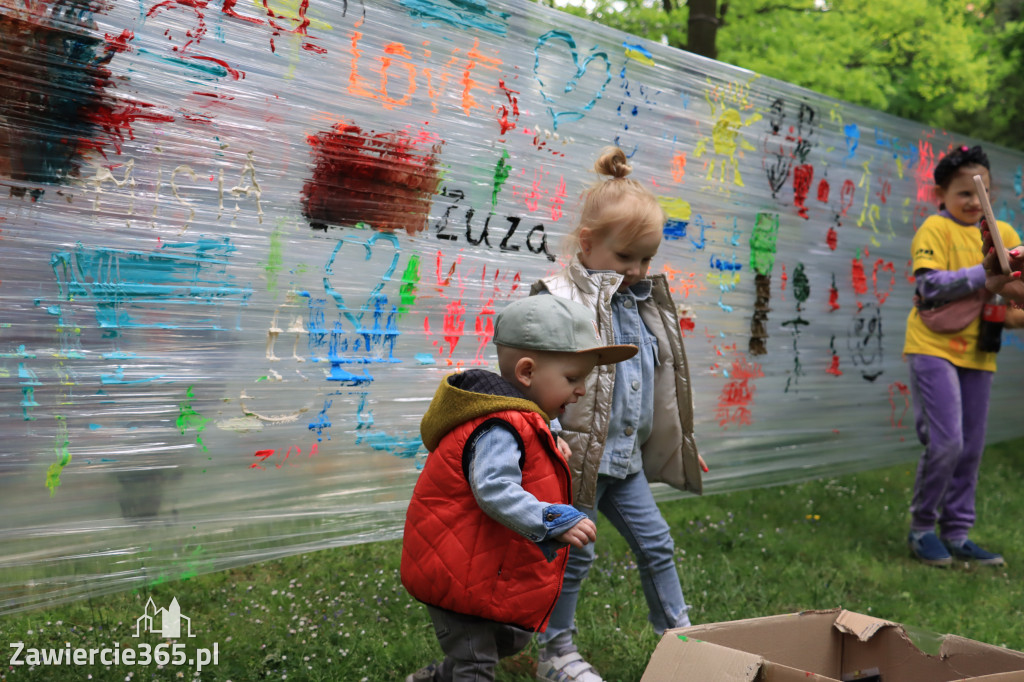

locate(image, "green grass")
(3, 437), (1024, 682)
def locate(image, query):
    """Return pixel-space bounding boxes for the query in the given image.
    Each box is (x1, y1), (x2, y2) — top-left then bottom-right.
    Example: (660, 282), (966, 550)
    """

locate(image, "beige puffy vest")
(531, 256), (703, 508)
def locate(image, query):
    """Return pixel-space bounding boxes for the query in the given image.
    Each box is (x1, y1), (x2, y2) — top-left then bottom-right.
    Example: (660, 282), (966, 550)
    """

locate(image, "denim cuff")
(535, 505), (587, 560)
(542, 504), (586, 537)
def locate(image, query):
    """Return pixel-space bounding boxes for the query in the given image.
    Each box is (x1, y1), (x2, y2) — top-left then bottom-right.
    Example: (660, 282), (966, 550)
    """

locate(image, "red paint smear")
(851, 258), (868, 295)
(915, 140), (937, 203)
(222, 0), (264, 24)
(876, 178), (891, 204)
(826, 355), (842, 376)
(714, 357), (764, 429)
(817, 178), (830, 203)
(442, 299), (466, 358)
(85, 102), (175, 156)
(105, 29), (134, 54)
(793, 164), (813, 219)
(828, 285), (840, 311)
(183, 113), (214, 125)
(497, 78), (520, 137)
(473, 299), (495, 365)
(250, 449), (275, 469)
(302, 122), (443, 234)
(826, 226), (838, 251)
(839, 179), (855, 216)
(872, 259), (895, 306)
(302, 41), (327, 54)
(889, 381), (910, 428)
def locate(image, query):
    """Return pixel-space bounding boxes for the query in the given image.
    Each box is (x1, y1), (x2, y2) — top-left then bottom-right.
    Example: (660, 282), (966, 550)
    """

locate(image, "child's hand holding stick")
(973, 174), (1011, 275)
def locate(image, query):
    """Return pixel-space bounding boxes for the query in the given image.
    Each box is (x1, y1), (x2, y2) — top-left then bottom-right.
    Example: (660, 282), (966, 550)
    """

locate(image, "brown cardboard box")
(642, 609), (1024, 681)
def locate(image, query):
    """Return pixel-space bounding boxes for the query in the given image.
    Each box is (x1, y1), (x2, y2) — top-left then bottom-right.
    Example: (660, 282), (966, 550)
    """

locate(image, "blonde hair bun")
(594, 146), (632, 179)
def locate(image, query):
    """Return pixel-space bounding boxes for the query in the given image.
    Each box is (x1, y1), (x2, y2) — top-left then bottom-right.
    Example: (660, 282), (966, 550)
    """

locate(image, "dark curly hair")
(933, 144), (989, 188)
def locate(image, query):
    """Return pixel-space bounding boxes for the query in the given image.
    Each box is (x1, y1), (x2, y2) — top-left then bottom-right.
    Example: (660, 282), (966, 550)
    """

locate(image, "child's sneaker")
(536, 651), (604, 682)
(908, 531), (952, 566)
(943, 539), (1006, 566)
(406, 661), (440, 682)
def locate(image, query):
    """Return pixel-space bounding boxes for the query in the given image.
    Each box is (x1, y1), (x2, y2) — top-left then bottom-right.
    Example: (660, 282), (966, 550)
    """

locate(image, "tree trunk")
(687, 0), (719, 59)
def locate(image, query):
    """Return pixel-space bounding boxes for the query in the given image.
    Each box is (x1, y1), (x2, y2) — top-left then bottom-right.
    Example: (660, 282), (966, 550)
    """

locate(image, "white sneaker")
(536, 651), (604, 682)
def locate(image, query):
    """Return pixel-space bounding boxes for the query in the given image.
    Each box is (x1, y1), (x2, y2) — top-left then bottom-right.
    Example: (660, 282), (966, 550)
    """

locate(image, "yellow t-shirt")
(903, 214), (1021, 371)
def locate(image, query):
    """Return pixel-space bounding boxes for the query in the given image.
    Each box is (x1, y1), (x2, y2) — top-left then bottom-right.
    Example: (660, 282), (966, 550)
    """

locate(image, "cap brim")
(581, 344), (638, 365)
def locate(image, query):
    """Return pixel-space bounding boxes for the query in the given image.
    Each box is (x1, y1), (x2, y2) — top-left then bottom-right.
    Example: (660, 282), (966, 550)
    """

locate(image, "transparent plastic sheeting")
(2, 0), (1023, 615)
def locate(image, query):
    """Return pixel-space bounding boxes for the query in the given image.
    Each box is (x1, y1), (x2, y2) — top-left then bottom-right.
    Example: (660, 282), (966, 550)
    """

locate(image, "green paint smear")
(45, 416), (71, 496)
(492, 149), (511, 209)
(177, 386), (211, 451)
(266, 219), (286, 297)
(793, 263), (810, 303)
(398, 255), (421, 317)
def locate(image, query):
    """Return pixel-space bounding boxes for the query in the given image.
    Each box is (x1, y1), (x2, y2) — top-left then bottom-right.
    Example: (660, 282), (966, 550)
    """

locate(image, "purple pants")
(907, 354), (993, 542)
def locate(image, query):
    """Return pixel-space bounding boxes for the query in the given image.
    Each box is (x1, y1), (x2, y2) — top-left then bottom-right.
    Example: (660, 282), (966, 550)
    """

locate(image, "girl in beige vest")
(532, 146), (706, 682)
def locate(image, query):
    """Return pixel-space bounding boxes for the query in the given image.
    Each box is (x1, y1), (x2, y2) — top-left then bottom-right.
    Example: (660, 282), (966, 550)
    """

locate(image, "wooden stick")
(973, 174), (1011, 275)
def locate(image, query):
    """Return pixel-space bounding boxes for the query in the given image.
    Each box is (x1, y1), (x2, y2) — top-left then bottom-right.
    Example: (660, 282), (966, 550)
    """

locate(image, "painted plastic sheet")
(2, 0), (1023, 614)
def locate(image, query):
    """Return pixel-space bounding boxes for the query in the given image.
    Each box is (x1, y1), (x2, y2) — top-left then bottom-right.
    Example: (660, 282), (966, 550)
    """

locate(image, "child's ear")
(514, 356), (536, 388)
(932, 184), (945, 204)
(579, 227), (593, 256)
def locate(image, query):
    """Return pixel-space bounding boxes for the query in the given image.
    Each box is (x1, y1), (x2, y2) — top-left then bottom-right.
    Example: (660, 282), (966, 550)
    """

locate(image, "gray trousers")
(426, 605), (533, 682)
(907, 353), (993, 541)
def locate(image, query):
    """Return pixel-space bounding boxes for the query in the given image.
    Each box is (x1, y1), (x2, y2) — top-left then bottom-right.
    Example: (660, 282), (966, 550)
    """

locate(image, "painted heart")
(533, 30), (611, 130)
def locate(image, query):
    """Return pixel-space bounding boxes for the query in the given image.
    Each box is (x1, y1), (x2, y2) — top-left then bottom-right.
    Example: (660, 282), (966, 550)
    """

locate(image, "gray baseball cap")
(493, 295), (637, 365)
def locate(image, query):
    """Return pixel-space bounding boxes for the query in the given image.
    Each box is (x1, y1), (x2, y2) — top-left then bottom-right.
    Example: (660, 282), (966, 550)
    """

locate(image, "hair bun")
(594, 146), (632, 179)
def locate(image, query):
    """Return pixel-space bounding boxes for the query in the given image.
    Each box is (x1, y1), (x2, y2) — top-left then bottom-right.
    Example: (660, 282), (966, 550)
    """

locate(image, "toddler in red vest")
(401, 295), (636, 682)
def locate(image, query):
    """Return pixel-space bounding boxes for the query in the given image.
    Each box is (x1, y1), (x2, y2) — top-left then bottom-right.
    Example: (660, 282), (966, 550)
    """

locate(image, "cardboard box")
(642, 609), (1024, 681)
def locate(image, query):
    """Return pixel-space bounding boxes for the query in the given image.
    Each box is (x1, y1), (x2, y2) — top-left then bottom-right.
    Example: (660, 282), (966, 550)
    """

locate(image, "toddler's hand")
(554, 518), (596, 548)
(556, 436), (572, 462)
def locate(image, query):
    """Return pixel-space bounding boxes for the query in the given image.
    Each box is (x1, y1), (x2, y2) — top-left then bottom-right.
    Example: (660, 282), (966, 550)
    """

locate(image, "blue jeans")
(537, 470), (690, 648)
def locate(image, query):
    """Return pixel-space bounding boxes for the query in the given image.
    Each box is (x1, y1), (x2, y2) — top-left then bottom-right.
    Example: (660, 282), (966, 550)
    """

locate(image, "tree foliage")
(539, 0), (1024, 152)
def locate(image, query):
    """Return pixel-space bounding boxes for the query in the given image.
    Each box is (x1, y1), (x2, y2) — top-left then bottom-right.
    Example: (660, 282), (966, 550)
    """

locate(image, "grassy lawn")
(2, 437), (1023, 682)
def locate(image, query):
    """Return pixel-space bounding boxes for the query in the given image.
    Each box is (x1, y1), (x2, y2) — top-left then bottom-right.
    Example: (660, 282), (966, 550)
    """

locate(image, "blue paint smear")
(690, 214), (711, 250)
(48, 239), (251, 335)
(137, 48), (228, 78)
(312, 233), (402, 369)
(0, 345), (37, 359)
(415, 353), (436, 365)
(100, 367), (166, 385)
(664, 220), (688, 241)
(622, 42), (653, 60)
(102, 351), (138, 360)
(399, 0), (509, 36)
(844, 124), (860, 160)
(309, 399), (332, 440)
(356, 431), (425, 459)
(710, 254), (742, 272)
(18, 363), (42, 385)
(534, 31), (612, 130)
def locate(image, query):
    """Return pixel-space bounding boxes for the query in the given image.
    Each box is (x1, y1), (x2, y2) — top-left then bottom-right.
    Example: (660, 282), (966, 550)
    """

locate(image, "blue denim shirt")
(468, 422), (587, 561)
(598, 279), (658, 479)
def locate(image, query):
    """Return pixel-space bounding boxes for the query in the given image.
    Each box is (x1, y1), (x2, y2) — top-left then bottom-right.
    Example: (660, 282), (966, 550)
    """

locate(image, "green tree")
(538, 0), (1023, 152)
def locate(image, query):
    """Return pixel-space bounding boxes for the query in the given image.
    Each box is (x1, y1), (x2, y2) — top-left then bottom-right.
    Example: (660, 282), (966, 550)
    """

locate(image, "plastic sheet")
(2, 0), (1023, 615)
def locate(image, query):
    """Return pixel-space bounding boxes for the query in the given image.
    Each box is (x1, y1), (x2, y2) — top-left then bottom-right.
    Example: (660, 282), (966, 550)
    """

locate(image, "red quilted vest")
(401, 409), (572, 632)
